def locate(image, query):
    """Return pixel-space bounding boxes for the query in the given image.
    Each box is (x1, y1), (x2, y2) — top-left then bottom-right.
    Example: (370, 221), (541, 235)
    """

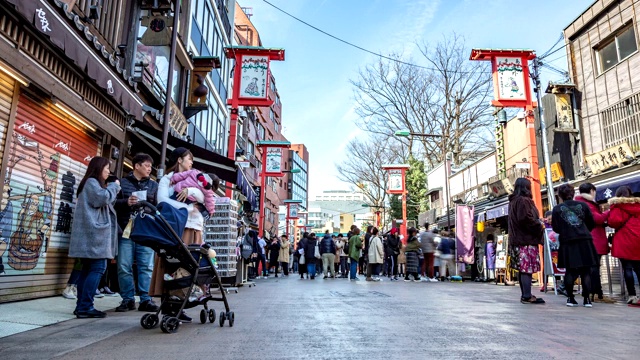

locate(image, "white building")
(314, 190), (366, 202)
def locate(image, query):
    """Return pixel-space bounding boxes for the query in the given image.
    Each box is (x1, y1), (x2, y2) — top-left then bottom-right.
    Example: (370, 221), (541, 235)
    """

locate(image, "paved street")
(1, 276), (639, 360)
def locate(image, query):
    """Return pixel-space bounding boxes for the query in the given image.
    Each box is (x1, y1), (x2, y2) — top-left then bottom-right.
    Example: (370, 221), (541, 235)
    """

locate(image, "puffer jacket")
(608, 196), (640, 261)
(575, 194), (610, 255)
(508, 194), (543, 246)
(319, 234), (336, 254)
(303, 237), (318, 261)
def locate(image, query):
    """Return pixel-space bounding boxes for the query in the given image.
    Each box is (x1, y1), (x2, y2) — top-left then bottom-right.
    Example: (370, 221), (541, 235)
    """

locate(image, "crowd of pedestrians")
(251, 223), (458, 284)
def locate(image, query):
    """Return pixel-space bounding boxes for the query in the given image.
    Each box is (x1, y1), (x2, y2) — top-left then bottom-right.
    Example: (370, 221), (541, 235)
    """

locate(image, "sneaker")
(404, 279), (412, 282)
(373, 277), (381, 282)
(430, 277), (440, 282)
(627, 296), (639, 305)
(566, 297), (579, 307)
(62, 285), (77, 300)
(138, 300), (159, 312)
(100, 287), (117, 297)
(178, 311), (192, 323)
(72, 285), (78, 297)
(583, 297), (593, 308)
(419, 278), (429, 282)
(521, 296), (546, 304)
(323, 276), (328, 279)
(94, 289), (105, 298)
(76, 308), (107, 318)
(116, 299), (136, 312)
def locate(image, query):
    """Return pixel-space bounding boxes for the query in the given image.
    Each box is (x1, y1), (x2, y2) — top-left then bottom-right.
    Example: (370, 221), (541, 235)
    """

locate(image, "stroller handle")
(133, 200), (158, 213)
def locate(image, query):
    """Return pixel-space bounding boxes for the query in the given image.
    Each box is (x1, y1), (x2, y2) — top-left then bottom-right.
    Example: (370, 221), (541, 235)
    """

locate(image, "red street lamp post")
(256, 140), (291, 238)
(223, 46), (285, 197)
(381, 164), (410, 242)
(284, 199), (302, 238)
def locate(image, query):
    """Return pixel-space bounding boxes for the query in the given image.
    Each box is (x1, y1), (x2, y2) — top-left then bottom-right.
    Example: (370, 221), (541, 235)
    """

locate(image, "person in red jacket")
(575, 183), (610, 300)
(607, 186), (640, 305)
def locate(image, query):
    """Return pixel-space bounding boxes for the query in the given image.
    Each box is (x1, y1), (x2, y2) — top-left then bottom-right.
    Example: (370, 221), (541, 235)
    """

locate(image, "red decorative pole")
(224, 46), (285, 197)
(382, 164), (410, 242)
(256, 141), (291, 238)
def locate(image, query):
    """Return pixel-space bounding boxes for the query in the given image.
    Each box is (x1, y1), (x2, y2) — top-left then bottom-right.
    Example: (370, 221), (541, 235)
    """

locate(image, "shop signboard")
(455, 205), (475, 264)
(288, 204), (299, 219)
(388, 169), (403, 193)
(544, 228), (565, 276)
(495, 235), (507, 269)
(585, 142), (633, 174)
(555, 93), (574, 131)
(539, 162), (564, 186)
(239, 55), (269, 100)
(495, 57), (527, 101)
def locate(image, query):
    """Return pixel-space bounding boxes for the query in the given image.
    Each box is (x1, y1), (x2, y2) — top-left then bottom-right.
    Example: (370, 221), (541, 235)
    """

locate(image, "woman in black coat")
(552, 184), (597, 308)
(297, 232), (309, 279)
(303, 233), (318, 280)
(267, 238), (281, 277)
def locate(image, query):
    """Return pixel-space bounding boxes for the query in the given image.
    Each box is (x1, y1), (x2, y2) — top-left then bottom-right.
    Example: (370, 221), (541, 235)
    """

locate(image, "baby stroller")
(129, 201), (234, 334)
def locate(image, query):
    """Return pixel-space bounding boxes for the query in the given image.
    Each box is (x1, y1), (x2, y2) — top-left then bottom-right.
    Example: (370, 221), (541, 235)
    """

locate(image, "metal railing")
(601, 95), (640, 152)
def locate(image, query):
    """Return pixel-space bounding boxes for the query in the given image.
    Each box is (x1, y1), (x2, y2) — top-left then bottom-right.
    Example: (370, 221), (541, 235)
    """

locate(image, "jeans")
(67, 269), (82, 285)
(76, 258), (107, 312)
(117, 237), (154, 303)
(340, 256), (349, 277)
(350, 258), (358, 279)
(259, 254), (267, 276)
(307, 263), (316, 278)
(591, 254), (603, 296)
(621, 259), (640, 296)
(322, 253), (335, 277)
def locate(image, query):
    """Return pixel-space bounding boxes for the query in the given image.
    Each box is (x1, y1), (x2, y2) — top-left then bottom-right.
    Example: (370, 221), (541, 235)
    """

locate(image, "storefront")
(0, 0), (142, 302)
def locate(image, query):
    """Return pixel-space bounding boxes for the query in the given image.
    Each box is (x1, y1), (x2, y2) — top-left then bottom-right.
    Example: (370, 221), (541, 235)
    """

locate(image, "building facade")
(314, 190), (366, 202)
(0, 0), (248, 303)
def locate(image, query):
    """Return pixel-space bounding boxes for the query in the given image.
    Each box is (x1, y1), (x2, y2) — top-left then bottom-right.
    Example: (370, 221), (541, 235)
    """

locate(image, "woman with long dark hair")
(150, 147), (216, 322)
(552, 184), (597, 307)
(508, 178), (545, 304)
(68, 157), (120, 318)
(608, 186), (640, 305)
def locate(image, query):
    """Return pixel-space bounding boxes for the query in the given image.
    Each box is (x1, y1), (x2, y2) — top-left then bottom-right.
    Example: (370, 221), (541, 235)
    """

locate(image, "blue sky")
(240, 0), (594, 197)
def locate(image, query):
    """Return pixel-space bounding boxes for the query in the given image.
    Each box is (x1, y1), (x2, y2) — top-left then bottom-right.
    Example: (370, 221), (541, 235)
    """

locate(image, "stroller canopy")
(130, 202), (189, 249)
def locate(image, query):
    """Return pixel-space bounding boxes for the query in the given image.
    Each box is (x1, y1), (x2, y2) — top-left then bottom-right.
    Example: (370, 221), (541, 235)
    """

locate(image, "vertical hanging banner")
(455, 204), (475, 264)
(265, 147), (283, 176)
(239, 55), (269, 100)
(387, 169), (404, 194)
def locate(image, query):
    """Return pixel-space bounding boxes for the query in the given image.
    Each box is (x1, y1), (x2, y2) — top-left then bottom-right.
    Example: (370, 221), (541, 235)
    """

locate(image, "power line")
(262, 0), (490, 74)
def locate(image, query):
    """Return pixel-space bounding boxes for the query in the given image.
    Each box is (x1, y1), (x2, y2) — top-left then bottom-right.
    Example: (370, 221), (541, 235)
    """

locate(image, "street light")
(395, 130), (442, 138)
(393, 130), (452, 230)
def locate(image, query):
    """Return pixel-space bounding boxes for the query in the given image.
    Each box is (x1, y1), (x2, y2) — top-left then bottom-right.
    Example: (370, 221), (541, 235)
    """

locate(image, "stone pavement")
(0, 275), (639, 360)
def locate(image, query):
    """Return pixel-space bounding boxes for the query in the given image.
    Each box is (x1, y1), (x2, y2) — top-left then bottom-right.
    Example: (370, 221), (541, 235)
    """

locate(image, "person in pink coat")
(574, 183), (609, 300)
(171, 170), (219, 215)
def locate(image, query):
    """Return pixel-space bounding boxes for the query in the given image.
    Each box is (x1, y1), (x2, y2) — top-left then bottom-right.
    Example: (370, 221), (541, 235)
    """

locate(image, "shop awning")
(236, 167), (258, 209)
(129, 122), (237, 184)
(594, 173), (640, 202)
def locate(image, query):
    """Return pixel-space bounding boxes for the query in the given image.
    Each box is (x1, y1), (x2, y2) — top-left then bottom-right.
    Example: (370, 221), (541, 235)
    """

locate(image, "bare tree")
(351, 33), (495, 168)
(335, 135), (406, 208)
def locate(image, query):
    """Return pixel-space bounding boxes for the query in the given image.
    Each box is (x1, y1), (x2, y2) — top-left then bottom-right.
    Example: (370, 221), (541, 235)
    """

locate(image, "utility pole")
(454, 92), (462, 166)
(532, 58), (556, 209)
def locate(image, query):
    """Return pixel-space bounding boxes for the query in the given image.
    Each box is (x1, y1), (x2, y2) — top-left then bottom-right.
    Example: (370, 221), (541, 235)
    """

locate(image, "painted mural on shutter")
(0, 93), (100, 275)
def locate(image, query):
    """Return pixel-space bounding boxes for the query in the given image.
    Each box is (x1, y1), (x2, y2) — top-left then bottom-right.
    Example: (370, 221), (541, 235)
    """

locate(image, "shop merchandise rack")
(204, 198), (238, 283)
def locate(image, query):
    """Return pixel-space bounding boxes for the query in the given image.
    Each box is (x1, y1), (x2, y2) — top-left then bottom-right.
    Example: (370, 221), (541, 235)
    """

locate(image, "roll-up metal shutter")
(0, 92), (101, 302)
(0, 74), (14, 171)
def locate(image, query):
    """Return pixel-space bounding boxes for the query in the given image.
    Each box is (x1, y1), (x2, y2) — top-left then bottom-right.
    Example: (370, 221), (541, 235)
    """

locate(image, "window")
(257, 123), (266, 140)
(597, 25), (637, 73)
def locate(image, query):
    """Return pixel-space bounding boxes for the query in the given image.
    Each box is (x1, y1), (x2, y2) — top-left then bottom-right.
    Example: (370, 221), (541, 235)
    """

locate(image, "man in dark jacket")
(386, 229), (401, 280)
(320, 230), (337, 279)
(114, 153), (159, 313)
(574, 183), (610, 300)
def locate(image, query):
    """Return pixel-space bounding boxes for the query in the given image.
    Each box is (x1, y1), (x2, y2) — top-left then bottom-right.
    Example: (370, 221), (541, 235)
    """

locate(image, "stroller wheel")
(140, 313), (159, 330)
(227, 311), (235, 327)
(199, 309), (207, 324)
(208, 309), (216, 323)
(219, 311), (226, 327)
(161, 316), (180, 334)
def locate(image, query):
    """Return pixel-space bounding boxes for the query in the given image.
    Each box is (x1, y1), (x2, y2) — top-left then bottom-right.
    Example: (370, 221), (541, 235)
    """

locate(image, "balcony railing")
(601, 94), (640, 152)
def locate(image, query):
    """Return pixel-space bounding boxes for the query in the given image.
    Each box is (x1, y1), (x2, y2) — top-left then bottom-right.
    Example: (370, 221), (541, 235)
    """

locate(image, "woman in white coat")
(366, 227), (384, 281)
